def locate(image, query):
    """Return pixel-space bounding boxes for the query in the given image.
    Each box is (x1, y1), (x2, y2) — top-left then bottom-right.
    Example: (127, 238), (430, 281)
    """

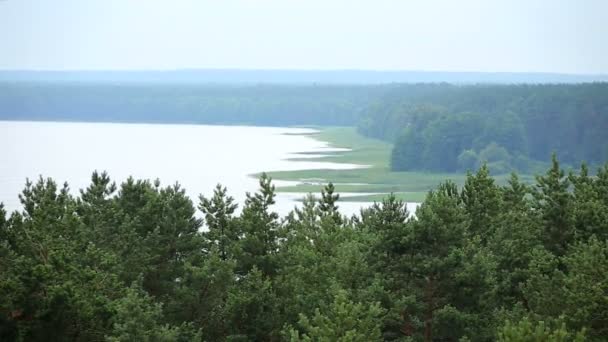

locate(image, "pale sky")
(1, 0), (607, 74)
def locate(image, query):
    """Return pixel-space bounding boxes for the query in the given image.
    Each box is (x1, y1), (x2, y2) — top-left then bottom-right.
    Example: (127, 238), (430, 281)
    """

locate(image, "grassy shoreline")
(260, 127), (535, 203)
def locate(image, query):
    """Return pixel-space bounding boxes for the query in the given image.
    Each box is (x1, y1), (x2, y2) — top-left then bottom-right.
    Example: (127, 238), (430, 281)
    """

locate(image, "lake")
(0, 121), (417, 217)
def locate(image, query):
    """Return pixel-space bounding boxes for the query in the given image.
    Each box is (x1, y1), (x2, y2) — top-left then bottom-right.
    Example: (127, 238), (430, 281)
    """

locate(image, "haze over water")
(0, 121), (409, 217)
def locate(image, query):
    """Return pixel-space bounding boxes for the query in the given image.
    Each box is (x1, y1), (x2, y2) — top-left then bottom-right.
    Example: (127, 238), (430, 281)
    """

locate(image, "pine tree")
(1, 177), (121, 340)
(167, 249), (236, 341)
(0, 203), (7, 242)
(106, 283), (201, 342)
(226, 267), (280, 340)
(283, 193), (321, 244)
(318, 182), (342, 225)
(497, 317), (585, 342)
(76, 171), (121, 253)
(288, 289), (385, 342)
(239, 173), (280, 277)
(199, 184), (239, 260)
(388, 182), (497, 341)
(359, 193), (409, 268)
(502, 172), (529, 211)
(569, 163), (608, 242)
(523, 238), (608, 339)
(461, 164), (501, 242)
(532, 154), (575, 256)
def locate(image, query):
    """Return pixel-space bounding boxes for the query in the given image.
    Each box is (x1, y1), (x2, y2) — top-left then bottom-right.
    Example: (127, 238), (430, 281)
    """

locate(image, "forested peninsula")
(359, 84), (608, 174)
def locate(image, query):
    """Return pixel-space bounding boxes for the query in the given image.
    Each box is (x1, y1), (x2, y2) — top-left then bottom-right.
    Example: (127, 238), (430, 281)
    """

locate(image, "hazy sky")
(1, 0), (607, 73)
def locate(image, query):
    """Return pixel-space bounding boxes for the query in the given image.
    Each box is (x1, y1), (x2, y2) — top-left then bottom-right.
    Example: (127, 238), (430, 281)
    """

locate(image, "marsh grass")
(261, 127), (536, 202)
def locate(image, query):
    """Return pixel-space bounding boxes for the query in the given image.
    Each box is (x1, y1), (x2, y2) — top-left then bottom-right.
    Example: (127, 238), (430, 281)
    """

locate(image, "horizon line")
(1, 68), (607, 77)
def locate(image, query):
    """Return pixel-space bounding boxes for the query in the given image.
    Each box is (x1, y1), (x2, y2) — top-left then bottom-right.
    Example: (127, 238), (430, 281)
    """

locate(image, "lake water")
(0, 121), (417, 218)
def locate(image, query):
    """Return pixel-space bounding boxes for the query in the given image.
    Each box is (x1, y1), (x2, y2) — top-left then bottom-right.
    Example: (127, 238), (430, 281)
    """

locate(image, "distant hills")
(1, 69), (607, 84)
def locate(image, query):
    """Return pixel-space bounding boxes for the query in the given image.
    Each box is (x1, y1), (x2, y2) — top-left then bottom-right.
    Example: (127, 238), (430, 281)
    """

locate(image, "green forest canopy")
(1, 158), (607, 341)
(357, 83), (608, 174)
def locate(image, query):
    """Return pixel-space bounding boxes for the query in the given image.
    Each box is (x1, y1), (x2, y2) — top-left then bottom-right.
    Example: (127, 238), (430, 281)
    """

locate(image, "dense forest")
(1, 157), (607, 341)
(357, 83), (608, 174)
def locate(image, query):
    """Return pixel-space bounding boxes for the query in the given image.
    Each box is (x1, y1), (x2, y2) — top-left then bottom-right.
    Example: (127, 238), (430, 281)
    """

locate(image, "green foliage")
(497, 317), (585, 342)
(532, 154), (575, 255)
(238, 173), (280, 277)
(288, 289), (385, 342)
(370, 83), (608, 173)
(523, 238), (608, 340)
(569, 163), (608, 241)
(474, 111), (528, 154)
(1, 158), (607, 340)
(199, 184), (239, 260)
(226, 267), (280, 340)
(478, 143), (509, 164)
(106, 284), (201, 342)
(461, 164), (501, 240)
(395, 182), (497, 341)
(318, 182), (343, 225)
(457, 149), (479, 172)
(168, 250), (236, 341)
(391, 127), (426, 171)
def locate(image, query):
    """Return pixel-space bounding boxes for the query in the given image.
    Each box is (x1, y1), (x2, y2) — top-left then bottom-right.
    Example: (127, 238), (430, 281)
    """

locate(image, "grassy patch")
(263, 127), (536, 203)
(340, 192), (428, 203)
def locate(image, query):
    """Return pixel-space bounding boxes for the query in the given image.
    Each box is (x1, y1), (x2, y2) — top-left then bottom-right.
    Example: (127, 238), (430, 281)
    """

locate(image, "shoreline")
(264, 126), (536, 203)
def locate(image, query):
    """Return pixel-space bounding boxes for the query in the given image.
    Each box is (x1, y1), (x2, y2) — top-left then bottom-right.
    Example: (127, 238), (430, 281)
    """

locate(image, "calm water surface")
(1, 121), (416, 217)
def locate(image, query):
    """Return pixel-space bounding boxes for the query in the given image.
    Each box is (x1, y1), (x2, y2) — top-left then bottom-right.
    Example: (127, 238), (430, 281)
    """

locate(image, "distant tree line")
(1, 157), (607, 341)
(357, 83), (608, 173)
(3, 69), (605, 84)
(0, 83), (386, 126)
